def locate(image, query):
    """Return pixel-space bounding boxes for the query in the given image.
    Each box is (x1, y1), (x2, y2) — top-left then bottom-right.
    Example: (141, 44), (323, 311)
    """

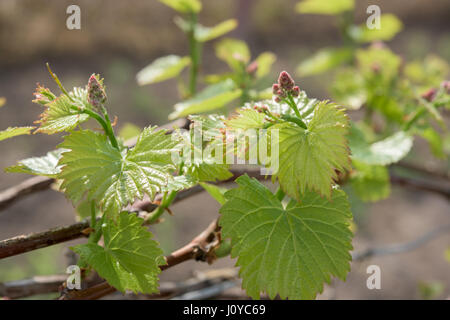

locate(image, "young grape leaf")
(296, 47), (353, 77)
(199, 182), (228, 205)
(349, 126), (413, 165)
(0, 126), (35, 142)
(215, 38), (251, 71)
(58, 127), (179, 215)
(5, 149), (66, 177)
(226, 108), (267, 130)
(169, 79), (242, 119)
(270, 100), (351, 200)
(136, 55), (191, 85)
(296, 0), (354, 15)
(72, 212), (165, 294)
(253, 52), (276, 79)
(350, 14), (403, 43)
(34, 94), (89, 134)
(195, 19), (238, 42)
(219, 175), (353, 300)
(350, 160), (390, 202)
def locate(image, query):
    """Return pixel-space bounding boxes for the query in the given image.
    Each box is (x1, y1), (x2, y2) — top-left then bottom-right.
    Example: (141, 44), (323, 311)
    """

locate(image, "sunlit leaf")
(73, 212), (165, 294)
(296, 0), (354, 15)
(220, 175), (353, 299)
(169, 79), (242, 119)
(137, 55), (191, 85)
(297, 48), (353, 77)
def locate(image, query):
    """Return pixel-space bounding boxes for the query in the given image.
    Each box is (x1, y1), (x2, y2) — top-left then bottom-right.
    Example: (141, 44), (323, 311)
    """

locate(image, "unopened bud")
(292, 86), (300, 97)
(272, 84), (280, 94)
(421, 88), (437, 102)
(278, 71), (295, 90)
(246, 61), (258, 76)
(87, 74), (107, 110)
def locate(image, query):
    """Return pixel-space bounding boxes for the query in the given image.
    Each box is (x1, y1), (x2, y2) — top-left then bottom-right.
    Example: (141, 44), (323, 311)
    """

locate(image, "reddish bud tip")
(278, 71), (294, 90)
(272, 84), (280, 94)
(421, 88), (437, 102)
(88, 74), (107, 110)
(246, 61), (258, 76)
(292, 86), (300, 97)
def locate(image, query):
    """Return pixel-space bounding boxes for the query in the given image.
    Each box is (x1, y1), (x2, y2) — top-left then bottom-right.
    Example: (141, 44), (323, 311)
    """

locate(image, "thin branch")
(0, 118), (190, 213)
(0, 274), (67, 299)
(0, 168), (262, 260)
(0, 220), (90, 259)
(390, 173), (450, 200)
(352, 223), (450, 261)
(395, 161), (450, 181)
(0, 176), (54, 211)
(59, 218), (221, 300)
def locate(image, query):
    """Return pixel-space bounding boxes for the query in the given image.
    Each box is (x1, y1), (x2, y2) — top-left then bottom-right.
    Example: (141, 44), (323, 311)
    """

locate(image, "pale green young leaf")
(158, 0), (201, 13)
(5, 149), (66, 177)
(72, 212), (165, 294)
(220, 175), (353, 300)
(297, 47), (353, 77)
(350, 160), (390, 202)
(226, 108), (267, 130)
(199, 182), (228, 205)
(253, 52), (276, 78)
(215, 38), (251, 71)
(270, 100), (351, 200)
(35, 94), (89, 134)
(350, 14), (403, 43)
(0, 126), (34, 142)
(137, 55), (191, 85)
(169, 79), (242, 119)
(296, 0), (354, 15)
(58, 127), (178, 215)
(195, 19), (238, 42)
(349, 126), (413, 165)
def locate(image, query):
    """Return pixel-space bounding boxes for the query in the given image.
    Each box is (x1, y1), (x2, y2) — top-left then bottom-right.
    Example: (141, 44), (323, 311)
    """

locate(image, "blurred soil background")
(0, 0), (449, 299)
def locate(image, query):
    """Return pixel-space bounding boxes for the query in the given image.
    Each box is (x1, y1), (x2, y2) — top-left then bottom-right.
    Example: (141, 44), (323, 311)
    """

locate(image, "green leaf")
(215, 38), (251, 71)
(169, 79), (242, 119)
(350, 14), (403, 43)
(158, 0), (201, 13)
(226, 108), (267, 130)
(72, 212), (165, 294)
(58, 127), (178, 215)
(220, 175), (353, 300)
(5, 149), (65, 177)
(350, 160), (390, 202)
(349, 126), (413, 165)
(0, 126), (34, 142)
(296, 0), (354, 15)
(271, 100), (351, 200)
(195, 19), (238, 42)
(137, 55), (191, 85)
(200, 182), (228, 205)
(297, 48), (353, 77)
(35, 94), (89, 134)
(254, 52), (276, 78)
